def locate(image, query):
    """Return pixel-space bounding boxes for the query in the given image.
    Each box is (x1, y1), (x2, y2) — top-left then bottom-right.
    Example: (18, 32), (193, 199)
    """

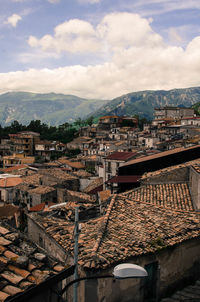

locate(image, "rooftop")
(121, 145), (200, 168)
(123, 183), (194, 212)
(28, 186), (56, 195)
(32, 194), (200, 270)
(39, 169), (77, 181)
(0, 222), (65, 300)
(0, 177), (22, 188)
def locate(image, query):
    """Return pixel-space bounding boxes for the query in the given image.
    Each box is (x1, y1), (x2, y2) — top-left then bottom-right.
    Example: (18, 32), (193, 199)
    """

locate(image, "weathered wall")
(189, 167), (200, 211)
(79, 178), (91, 191)
(141, 166), (189, 185)
(82, 237), (200, 302)
(27, 215), (70, 264)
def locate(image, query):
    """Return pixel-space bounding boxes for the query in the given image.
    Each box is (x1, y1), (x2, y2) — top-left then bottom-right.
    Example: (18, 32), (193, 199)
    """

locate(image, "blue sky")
(1, 0), (200, 99)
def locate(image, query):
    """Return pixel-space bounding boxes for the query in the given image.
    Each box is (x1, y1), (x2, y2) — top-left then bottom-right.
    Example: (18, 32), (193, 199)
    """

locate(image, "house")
(181, 116), (200, 126)
(154, 106), (194, 120)
(102, 151), (138, 190)
(119, 145), (200, 179)
(27, 189), (200, 302)
(3, 153), (35, 168)
(35, 140), (66, 160)
(58, 158), (85, 171)
(9, 131), (40, 156)
(0, 174), (22, 203)
(27, 186), (57, 208)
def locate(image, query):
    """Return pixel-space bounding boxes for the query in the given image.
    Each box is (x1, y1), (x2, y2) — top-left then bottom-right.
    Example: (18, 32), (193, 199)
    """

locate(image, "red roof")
(29, 202), (55, 212)
(2, 165), (28, 172)
(106, 152), (137, 161)
(106, 175), (141, 183)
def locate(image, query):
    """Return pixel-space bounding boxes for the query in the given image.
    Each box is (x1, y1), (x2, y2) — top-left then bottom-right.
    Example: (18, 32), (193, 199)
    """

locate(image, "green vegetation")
(0, 92), (108, 126)
(92, 86), (200, 120)
(0, 118), (94, 144)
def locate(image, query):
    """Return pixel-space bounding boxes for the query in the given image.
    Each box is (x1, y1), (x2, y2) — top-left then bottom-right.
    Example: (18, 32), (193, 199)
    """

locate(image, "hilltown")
(0, 106), (199, 302)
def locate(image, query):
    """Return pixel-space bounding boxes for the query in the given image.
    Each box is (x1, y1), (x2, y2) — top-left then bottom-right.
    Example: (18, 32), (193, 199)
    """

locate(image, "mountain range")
(0, 92), (108, 126)
(0, 87), (200, 126)
(92, 86), (200, 120)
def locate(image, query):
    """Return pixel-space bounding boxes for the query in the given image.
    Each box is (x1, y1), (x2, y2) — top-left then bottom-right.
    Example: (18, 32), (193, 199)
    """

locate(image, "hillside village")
(0, 106), (199, 302)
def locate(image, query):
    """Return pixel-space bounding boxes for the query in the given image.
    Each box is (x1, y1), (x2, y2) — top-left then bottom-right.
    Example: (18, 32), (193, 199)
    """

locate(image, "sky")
(0, 0), (200, 99)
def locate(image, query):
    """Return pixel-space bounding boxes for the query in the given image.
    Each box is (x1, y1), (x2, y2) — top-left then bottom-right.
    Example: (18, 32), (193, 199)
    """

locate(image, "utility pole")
(73, 207), (79, 302)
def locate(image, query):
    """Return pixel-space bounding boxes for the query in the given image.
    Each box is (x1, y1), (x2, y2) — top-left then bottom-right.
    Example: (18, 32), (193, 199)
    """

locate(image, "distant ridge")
(0, 92), (108, 126)
(0, 87), (200, 126)
(91, 87), (200, 120)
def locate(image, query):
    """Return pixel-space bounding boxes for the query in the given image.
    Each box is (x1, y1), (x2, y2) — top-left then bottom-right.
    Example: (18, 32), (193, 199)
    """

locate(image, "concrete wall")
(189, 167), (200, 211)
(82, 238), (200, 302)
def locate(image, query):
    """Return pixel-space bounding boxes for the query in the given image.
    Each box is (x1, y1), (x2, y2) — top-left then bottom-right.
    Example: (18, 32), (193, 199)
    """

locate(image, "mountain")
(92, 87), (200, 120)
(0, 92), (108, 126)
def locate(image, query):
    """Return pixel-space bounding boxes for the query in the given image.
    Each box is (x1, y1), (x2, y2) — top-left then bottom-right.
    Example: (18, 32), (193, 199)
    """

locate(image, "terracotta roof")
(84, 178), (103, 194)
(29, 202), (56, 212)
(33, 194), (200, 270)
(105, 152), (137, 161)
(98, 190), (111, 201)
(0, 222), (65, 300)
(66, 190), (95, 203)
(1, 165), (28, 173)
(192, 164), (200, 174)
(123, 183), (194, 211)
(99, 116), (119, 120)
(106, 175), (141, 183)
(71, 170), (92, 178)
(58, 159), (85, 169)
(121, 145), (200, 168)
(21, 174), (42, 186)
(39, 169), (77, 181)
(0, 177), (22, 188)
(28, 186), (56, 195)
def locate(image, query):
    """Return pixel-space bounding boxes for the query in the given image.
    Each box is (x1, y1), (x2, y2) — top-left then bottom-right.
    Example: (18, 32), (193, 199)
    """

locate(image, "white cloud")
(6, 13), (22, 27)
(2, 12), (200, 99)
(28, 19), (100, 53)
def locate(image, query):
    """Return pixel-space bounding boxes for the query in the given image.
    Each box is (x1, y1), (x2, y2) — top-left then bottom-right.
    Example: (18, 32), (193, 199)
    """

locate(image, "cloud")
(2, 12), (200, 99)
(5, 14), (22, 27)
(28, 19), (100, 53)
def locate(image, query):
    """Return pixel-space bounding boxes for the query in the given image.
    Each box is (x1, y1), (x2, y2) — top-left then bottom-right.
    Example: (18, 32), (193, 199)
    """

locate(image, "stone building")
(154, 106), (194, 120)
(27, 191), (200, 302)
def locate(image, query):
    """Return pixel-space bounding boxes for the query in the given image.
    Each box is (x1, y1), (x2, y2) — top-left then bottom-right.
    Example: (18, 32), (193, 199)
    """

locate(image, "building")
(103, 151), (137, 185)
(9, 131), (40, 156)
(3, 153), (35, 168)
(119, 145), (200, 178)
(27, 189), (200, 302)
(154, 106), (194, 120)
